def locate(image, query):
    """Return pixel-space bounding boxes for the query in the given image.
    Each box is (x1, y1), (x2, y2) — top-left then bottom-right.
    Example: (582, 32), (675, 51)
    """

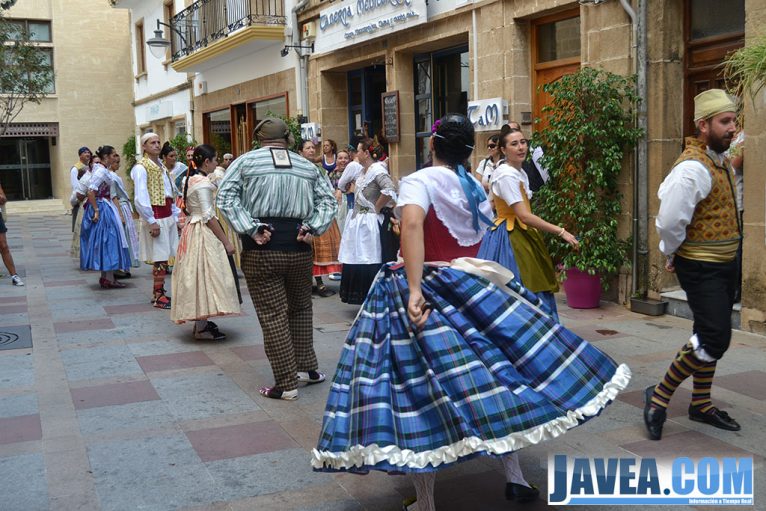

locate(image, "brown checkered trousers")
(241, 249), (317, 391)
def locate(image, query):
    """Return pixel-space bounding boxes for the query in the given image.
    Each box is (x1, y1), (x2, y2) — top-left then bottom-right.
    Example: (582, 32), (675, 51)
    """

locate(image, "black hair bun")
(371, 145), (385, 161)
(432, 113), (475, 167)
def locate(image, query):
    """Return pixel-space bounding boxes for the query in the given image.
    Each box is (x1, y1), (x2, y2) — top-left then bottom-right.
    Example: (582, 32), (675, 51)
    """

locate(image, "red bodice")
(423, 208), (480, 262)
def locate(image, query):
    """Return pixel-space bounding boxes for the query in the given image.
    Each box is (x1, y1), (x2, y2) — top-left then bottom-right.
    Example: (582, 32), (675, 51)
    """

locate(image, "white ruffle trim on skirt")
(311, 363), (631, 471)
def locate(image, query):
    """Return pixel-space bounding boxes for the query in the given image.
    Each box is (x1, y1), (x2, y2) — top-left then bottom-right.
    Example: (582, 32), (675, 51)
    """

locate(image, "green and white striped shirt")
(216, 147), (337, 237)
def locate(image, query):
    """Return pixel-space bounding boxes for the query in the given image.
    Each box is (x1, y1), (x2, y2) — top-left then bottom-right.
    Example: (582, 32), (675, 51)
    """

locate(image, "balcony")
(170, 0), (286, 72)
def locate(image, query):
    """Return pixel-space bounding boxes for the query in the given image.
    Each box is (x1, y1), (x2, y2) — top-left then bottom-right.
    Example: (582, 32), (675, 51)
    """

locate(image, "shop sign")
(467, 97), (508, 132)
(301, 122), (321, 141)
(315, 0), (428, 54)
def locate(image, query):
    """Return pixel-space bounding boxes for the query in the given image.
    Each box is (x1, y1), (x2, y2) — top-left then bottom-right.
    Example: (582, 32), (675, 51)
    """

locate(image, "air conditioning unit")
(302, 21), (316, 41)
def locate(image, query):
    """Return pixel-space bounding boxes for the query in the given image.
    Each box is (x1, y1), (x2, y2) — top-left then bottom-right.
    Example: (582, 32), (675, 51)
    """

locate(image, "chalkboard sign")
(381, 91), (400, 143)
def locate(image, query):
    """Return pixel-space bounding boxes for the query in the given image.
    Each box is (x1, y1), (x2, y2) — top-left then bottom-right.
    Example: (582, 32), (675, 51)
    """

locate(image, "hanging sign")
(315, 0), (428, 54)
(467, 98), (509, 132)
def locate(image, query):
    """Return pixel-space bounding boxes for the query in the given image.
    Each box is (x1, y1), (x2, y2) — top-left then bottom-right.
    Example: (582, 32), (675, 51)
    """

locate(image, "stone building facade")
(1, 0), (134, 207)
(297, 0), (766, 331)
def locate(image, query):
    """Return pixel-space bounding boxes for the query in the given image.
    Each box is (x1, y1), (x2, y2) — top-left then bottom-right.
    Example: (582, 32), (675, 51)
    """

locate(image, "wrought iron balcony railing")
(170, 0), (286, 62)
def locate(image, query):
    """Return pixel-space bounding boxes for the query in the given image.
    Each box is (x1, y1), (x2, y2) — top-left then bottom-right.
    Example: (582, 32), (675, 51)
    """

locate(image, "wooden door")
(532, 8), (581, 134)
(683, 0), (744, 136)
(534, 61), (580, 133)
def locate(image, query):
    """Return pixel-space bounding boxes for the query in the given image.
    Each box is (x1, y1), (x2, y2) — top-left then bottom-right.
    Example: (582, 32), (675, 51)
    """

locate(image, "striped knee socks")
(651, 343), (707, 409)
(690, 361), (717, 413)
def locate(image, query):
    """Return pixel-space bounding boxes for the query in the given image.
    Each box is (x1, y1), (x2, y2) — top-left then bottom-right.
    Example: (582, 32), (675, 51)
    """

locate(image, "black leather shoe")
(689, 405), (741, 431)
(643, 386), (666, 441)
(505, 482), (540, 503)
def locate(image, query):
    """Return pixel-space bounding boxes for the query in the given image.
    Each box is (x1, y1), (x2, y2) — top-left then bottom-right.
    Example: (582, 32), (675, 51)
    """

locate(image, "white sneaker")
(328, 272), (342, 281)
(11, 275), (24, 286)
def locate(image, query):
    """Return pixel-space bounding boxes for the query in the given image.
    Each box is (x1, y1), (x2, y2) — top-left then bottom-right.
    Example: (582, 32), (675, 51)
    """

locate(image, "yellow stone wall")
(4, 0), (135, 207)
(300, 0), (766, 326)
(739, 0), (766, 333)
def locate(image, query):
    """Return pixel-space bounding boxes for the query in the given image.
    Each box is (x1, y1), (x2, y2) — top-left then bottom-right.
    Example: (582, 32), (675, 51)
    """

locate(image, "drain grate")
(0, 325), (33, 351)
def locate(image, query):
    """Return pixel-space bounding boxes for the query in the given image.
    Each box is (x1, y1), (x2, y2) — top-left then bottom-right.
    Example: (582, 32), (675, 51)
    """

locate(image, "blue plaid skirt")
(312, 262), (630, 473)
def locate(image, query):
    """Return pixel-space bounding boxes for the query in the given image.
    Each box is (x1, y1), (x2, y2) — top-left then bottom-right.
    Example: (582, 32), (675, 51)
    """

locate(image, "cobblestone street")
(0, 212), (763, 511)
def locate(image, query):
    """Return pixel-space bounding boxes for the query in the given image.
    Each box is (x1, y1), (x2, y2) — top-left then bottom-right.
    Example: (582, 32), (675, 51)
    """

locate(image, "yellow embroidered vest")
(74, 162), (86, 179)
(141, 157), (171, 206)
(493, 182), (530, 232)
(675, 137), (741, 263)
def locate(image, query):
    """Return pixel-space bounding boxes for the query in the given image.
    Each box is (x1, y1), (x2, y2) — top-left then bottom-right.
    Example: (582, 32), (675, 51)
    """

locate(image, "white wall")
(135, 89), (191, 127)
(126, 0), (190, 100)
(193, 41), (298, 97)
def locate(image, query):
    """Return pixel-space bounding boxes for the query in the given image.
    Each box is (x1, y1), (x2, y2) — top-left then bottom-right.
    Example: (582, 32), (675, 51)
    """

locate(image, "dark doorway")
(414, 45), (469, 168)
(0, 137), (52, 200)
(347, 66), (387, 144)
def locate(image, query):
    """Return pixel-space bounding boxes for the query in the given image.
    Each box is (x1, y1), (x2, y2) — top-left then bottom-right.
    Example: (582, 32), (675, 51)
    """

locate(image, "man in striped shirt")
(217, 117), (337, 401)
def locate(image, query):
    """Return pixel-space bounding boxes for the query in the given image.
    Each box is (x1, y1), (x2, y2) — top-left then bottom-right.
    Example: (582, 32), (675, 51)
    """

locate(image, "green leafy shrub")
(724, 34), (766, 102)
(531, 67), (643, 288)
(166, 133), (198, 165)
(122, 135), (137, 178)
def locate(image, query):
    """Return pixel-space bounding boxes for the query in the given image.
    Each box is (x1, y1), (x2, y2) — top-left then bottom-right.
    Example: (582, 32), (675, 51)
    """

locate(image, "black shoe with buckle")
(689, 405), (741, 431)
(505, 482), (540, 503)
(643, 386), (666, 441)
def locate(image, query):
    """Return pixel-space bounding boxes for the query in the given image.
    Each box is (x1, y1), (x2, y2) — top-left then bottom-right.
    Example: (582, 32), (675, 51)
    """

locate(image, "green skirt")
(508, 226), (559, 294)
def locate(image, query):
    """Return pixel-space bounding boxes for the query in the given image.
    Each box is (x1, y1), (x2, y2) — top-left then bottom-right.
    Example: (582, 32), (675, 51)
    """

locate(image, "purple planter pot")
(562, 267), (601, 309)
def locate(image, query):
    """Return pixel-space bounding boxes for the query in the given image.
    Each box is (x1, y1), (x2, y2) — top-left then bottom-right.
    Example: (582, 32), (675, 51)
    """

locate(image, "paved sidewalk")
(0, 212), (763, 511)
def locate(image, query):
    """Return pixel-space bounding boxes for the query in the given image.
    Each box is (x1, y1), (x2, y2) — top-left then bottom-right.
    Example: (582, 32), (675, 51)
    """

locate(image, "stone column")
(740, 0), (766, 332)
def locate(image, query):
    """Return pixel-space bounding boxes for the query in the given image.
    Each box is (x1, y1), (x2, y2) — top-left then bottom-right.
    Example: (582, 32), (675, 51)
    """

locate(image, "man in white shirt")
(70, 147), (91, 231)
(644, 89), (741, 441)
(131, 133), (180, 309)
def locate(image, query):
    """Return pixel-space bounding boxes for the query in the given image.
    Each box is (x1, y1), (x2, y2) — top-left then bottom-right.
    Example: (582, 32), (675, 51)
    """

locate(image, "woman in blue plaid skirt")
(312, 115), (631, 510)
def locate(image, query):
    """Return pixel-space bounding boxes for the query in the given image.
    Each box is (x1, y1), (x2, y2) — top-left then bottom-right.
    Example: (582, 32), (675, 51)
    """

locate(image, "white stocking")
(502, 453), (531, 487)
(410, 472), (436, 511)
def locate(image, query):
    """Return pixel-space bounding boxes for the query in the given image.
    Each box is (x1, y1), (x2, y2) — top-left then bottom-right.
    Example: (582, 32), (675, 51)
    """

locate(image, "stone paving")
(0, 212), (763, 511)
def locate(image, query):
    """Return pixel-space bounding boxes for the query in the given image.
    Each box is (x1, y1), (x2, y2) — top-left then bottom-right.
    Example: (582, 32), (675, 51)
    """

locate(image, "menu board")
(381, 91), (400, 143)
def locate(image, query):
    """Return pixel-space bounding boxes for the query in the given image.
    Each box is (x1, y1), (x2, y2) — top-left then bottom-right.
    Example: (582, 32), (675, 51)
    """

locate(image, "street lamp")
(280, 43), (314, 57)
(146, 19), (186, 60)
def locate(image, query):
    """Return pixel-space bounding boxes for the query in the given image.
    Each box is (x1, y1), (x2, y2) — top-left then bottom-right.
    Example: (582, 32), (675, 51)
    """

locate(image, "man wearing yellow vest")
(131, 133), (180, 309)
(644, 89), (742, 440)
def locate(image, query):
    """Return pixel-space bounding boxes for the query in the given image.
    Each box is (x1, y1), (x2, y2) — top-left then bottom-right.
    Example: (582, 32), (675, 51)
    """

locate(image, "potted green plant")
(531, 67), (642, 308)
(724, 33), (766, 102)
